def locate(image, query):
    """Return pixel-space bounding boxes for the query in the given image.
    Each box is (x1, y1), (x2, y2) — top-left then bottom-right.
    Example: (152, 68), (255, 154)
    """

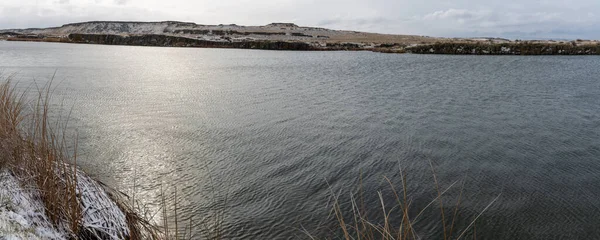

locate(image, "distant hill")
(2, 21), (598, 54)
(0, 21), (439, 45)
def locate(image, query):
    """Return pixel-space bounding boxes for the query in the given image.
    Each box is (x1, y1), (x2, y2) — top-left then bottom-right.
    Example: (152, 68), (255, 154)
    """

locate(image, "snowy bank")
(0, 169), (65, 239)
(0, 167), (130, 239)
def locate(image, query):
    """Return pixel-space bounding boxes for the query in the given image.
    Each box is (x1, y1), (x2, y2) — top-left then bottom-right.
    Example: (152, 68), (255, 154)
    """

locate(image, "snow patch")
(0, 170), (67, 239)
(74, 167), (129, 239)
(0, 167), (130, 240)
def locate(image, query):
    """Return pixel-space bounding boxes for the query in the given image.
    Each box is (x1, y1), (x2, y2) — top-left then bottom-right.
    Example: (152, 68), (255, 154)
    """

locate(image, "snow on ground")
(0, 169), (67, 239)
(74, 167), (129, 239)
(3, 21), (361, 41)
(0, 167), (130, 240)
(1, 21), (446, 45)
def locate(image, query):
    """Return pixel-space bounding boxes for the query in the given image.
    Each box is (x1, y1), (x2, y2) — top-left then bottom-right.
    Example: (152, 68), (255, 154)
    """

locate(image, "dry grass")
(0, 78), (160, 239)
(313, 164), (500, 240)
(154, 182), (226, 240)
(0, 78), (86, 236)
(0, 78), (25, 168)
(0, 76), (228, 240)
(0, 77), (86, 235)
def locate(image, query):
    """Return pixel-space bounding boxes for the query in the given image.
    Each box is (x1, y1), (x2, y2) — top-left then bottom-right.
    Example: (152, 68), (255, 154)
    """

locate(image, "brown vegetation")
(0, 77), (224, 239)
(0, 78), (159, 239)
(408, 42), (600, 55)
(0, 78), (82, 236)
(309, 164), (500, 240)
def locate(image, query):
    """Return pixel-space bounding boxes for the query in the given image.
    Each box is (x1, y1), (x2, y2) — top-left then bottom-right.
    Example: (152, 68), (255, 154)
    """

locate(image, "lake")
(1, 41), (600, 239)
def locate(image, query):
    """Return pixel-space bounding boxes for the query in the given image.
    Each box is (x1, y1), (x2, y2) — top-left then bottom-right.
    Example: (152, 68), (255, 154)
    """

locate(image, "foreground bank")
(0, 81), (159, 239)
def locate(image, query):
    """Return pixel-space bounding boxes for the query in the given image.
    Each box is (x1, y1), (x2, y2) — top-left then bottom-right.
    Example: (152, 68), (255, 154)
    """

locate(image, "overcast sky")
(2, 0), (599, 39)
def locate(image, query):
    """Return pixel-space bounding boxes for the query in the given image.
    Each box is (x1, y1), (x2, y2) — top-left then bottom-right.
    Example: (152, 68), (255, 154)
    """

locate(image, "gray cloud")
(423, 8), (483, 21)
(114, 0), (130, 5)
(318, 16), (391, 32)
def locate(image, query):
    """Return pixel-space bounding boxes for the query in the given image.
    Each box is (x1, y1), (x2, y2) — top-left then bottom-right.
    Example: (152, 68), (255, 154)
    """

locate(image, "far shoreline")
(3, 35), (600, 55)
(2, 35), (407, 54)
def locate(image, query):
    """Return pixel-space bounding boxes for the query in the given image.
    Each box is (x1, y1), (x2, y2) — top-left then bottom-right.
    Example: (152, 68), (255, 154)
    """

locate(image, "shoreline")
(3, 34), (407, 53)
(5, 36), (600, 55)
(0, 168), (132, 239)
(408, 42), (600, 55)
(0, 80), (158, 239)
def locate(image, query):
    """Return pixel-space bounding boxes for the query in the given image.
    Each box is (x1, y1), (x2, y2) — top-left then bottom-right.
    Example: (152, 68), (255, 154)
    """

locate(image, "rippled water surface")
(2, 41), (600, 239)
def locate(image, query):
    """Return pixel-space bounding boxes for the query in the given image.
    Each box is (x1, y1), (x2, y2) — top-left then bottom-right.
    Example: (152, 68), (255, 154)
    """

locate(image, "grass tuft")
(0, 77), (161, 239)
(313, 164), (500, 240)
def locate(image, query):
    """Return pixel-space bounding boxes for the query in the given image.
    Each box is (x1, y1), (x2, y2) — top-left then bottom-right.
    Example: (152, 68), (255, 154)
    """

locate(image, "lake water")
(1, 41), (600, 239)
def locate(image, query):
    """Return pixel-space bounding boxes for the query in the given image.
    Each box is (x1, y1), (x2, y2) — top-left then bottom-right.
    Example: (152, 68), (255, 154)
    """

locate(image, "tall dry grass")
(154, 182), (226, 239)
(0, 76), (226, 240)
(0, 78), (82, 233)
(0, 78), (88, 236)
(317, 164), (500, 240)
(0, 78), (160, 239)
(0, 78), (24, 168)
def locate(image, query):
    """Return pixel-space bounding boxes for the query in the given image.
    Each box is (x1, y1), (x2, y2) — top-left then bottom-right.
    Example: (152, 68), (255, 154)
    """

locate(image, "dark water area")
(1, 41), (600, 239)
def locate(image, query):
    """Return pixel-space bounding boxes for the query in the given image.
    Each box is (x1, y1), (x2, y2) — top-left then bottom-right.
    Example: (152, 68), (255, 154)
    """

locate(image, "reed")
(0, 76), (228, 239)
(0, 78), (159, 239)
(313, 164), (500, 240)
(0, 77), (80, 234)
(154, 180), (226, 240)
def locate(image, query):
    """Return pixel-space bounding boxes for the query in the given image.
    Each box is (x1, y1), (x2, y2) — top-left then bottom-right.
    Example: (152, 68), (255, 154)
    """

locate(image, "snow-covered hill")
(1, 21), (437, 45)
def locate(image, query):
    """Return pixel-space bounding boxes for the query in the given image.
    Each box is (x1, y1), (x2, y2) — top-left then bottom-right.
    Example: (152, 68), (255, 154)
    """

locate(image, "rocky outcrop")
(325, 42), (363, 50)
(0, 32), (23, 37)
(266, 23), (299, 28)
(62, 33), (408, 53)
(68, 33), (316, 50)
(291, 32), (313, 37)
(244, 32), (287, 36)
(172, 29), (210, 35)
(0, 20), (448, 53)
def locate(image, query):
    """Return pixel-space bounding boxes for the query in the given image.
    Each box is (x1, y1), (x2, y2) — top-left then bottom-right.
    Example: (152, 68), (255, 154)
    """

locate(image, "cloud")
(315, 16), (394, 33)
(407, 7), (600, 39)
(423, 8), (483, 21)
(317, 18), (342, 26)
(318, 17), (389, 27)
(114, 0), (130, 5)
(0, 2), (176, 29)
